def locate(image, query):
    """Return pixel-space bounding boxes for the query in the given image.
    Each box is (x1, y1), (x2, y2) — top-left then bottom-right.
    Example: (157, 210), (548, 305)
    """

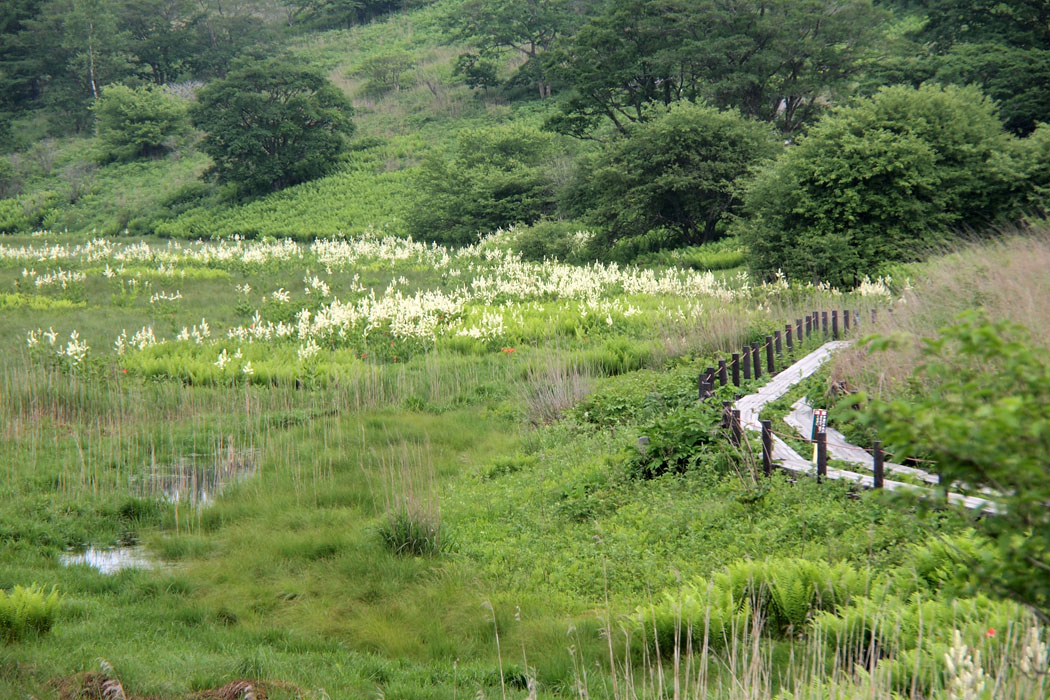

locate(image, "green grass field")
(0, 232), (1044, 699)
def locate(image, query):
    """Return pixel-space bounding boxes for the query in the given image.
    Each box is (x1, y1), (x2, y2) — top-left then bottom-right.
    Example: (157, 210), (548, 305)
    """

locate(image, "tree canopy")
(579, 102), (780, 250)
(740, 84), (1017, 286)
(191, 56), (354, 194)
(543, 0), (885, 136)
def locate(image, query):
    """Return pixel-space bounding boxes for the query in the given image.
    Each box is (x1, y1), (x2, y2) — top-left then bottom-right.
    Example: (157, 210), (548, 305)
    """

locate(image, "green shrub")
(581, 102), (780, 250)
(635, 239), (748, 270)
(0, 584), (62, 642)
(407, 124), (563, 246)
(377, 509), (451, 556)
(741, 84), (1018, 286)
(500, 220), (594, 263)
(640, 557), (868, 652)
(94, 84), (189, 161)
(626, 404), (721, 479)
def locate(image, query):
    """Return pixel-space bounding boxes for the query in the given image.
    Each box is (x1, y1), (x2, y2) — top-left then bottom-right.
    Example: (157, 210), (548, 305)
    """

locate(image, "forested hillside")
(3, 0), (1048, 278)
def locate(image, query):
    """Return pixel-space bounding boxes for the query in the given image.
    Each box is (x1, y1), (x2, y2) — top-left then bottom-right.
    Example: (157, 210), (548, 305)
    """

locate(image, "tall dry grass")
(572, 606), (1048, 700)
(830, 227), (1050, 397)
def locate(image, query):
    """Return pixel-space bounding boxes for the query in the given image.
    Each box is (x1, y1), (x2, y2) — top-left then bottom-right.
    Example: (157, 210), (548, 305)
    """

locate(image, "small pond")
(59, 546), (154, 574)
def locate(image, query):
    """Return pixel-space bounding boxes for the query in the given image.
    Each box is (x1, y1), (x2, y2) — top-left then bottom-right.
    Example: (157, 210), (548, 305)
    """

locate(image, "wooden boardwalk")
(732, 341), (996, 513)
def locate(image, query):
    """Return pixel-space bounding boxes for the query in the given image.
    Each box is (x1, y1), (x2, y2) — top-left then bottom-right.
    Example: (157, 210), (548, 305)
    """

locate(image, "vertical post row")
(751, 342), (761, 379)
(873, 441), (884, 489)
(718, 359), (728, 387)
(816, 431), (827, 483)
(765, 335), (774, 375)
(761, 420), (773, 477)
(731, 353), (740, 387)
(832, 310), (839, 340)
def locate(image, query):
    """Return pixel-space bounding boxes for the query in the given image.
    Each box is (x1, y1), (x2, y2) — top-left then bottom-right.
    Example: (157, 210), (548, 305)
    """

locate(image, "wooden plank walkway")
(732, 341), (997, 513)
(784, 399), (940, 485)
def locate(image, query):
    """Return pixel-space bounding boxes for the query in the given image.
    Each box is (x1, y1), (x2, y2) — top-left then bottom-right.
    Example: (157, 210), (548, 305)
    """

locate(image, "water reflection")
(60, 546), (153, 574)
(138, 441), (258, 507)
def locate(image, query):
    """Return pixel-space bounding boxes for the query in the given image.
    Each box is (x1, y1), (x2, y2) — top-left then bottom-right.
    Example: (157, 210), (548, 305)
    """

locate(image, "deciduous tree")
(191, 56), (354, 194)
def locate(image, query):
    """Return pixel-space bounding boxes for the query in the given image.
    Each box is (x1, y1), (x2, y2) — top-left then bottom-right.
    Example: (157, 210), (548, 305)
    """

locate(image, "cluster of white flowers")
(149, 290), (183, 303)
(23, 267), (86, 289)
(175, 318), (211, 344)
(113, 326), (160, 355)
(26, 327), (89, 367)
(455, 310), (506, 342)
(303, 273), (330, 297)
(1019, 625), (1048, 676)
(855, 275), (893, 297)
(944, 630), (985, 700)
(297, 338), (321, 362)
(6, 233), (875, 370)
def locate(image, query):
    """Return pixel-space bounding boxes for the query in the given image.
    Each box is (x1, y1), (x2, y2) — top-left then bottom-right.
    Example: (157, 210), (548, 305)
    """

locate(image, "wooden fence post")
(721, 401), (732, 429)
(816, 431), (827, 483)
(774, 330), (782, 356)
(832, 310), (839, 339)
(731, 353), (740, 386)
(873, 441), (884, 489)
(698, 379), (713, 401)
(765, 335), (774, 374)
(751, 341), (761, 379)
(761, 420), (773, 477)
(805, 316), (812, 338)
(796, 318), (803, 344)
(742, 347), (751, 380)
(718, 359), (728, 387)
(843, 309), (851, 332)
(785, 324), (793, 353)
(821, 311), (829, 336)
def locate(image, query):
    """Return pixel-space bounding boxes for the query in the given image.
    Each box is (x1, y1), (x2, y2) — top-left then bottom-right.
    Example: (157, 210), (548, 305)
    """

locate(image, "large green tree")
(740, 84), (1016, 286)
(580, 102), (780, 249)
(544, 0), (885, 136)
(191, 56), (354, 194)
(443, 0), (585, 99)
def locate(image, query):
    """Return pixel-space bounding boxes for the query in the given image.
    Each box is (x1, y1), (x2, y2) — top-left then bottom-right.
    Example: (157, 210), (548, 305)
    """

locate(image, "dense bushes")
(740, 84), (1019, 286)
(94, 84), (189, 162)
(407, 124), (564, 246)
(578, 103), (780, 252)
